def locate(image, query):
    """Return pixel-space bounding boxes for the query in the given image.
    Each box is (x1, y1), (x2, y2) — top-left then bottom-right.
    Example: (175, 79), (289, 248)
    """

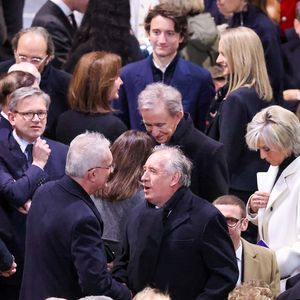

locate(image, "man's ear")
(7, 111), (16, 126)
(170, 171), (181, 187)
(240, 217), (249, 232)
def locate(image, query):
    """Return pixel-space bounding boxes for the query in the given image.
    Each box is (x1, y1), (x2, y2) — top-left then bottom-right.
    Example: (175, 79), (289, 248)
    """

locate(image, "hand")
(17, 199), (32, 214)
(107, 261), (114, 273)
(283, 89), (300, 101)
(249, 191), (270, 213)
(0, 260), (17, 277)
(32, 137), (51, 169)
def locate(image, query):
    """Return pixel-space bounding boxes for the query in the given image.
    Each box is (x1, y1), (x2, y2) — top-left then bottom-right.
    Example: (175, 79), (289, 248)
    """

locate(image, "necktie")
(69, 13), (77, 30)
(25, 144), (33, 165)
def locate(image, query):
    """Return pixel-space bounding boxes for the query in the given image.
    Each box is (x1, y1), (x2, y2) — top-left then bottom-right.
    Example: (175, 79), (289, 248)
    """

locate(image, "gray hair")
(153, 145), (192, 187)
(246, 105), (300, 157)
(12, 27), (55, 58)
(8, 86), (50, 111)
(138, 83), (183, 116)
(66, 132), (111, 178)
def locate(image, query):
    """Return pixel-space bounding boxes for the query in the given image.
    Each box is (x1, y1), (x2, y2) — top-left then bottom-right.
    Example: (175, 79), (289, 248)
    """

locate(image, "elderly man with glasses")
(213, 194), (280, 297)
(0, 26), (71, 139)
(0, 87), (68, 299)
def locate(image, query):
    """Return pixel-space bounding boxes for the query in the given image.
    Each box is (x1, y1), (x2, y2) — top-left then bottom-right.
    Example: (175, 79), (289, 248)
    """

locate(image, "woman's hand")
(249, 191), (270, 213)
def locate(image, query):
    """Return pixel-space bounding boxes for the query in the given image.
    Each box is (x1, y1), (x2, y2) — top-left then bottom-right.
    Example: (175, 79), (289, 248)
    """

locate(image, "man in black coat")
(113, 146), (238, 299)
(137, 82), (229, 202)
(0, 26), (71, 139)
(32, 0), (89, 68)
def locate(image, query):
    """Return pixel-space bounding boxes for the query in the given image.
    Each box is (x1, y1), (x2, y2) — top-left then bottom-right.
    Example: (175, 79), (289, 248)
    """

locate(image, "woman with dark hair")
(64, 0), (144, 73)
(56, 51), (127, 144)
(93, 130), (154, 255)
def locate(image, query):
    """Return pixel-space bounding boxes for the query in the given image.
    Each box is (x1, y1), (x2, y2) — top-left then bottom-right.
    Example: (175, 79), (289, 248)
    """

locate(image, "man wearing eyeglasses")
(20, 132), (131, 300)
(0, 26), (71, 139)
(213, 195), (280, 296)
(0, 87), (68, 299)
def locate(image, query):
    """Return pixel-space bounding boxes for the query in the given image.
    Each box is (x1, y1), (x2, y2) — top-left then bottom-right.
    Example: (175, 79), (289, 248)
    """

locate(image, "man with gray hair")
(137, 82), (228, 202)
(113, 145), (238, 300)
(20, 132), (131, 300)
(0, 86), (68, 299)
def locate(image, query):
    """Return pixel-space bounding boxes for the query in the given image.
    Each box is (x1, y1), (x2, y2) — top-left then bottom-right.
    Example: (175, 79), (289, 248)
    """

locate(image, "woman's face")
(216, 42), (230, 76)
(108, 76), (123, 101)
(257, 138), (287, 166)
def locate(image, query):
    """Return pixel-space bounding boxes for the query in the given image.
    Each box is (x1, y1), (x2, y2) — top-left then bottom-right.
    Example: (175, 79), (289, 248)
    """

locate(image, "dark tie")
(25, 144), (33, 165)
(69, 13), (77, 30)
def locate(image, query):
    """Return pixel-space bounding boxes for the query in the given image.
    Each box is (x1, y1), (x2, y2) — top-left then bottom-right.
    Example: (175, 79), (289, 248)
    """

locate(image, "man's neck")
(152, 52), (177, 70)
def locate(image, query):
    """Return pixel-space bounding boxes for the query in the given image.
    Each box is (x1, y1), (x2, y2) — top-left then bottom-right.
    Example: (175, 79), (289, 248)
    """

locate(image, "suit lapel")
(242, 238), (259, 282)
(134, 57), (154, 88)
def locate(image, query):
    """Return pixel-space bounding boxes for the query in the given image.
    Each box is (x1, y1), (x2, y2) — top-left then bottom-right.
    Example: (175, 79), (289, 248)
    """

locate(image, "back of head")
(68, 51), (121, 113)
(220, 26), (272, 101)
(8, 62), (41, 85)
(103, 130), (154, 201)
(144, 3), (189, 50)
(133, 287), (171, 300)
(213, 194), (246, 218)
(138, 82), (183, 116)
(160, 0), (204, 15)
(65, 131), (111, 178)
(246, 105), (300, 157)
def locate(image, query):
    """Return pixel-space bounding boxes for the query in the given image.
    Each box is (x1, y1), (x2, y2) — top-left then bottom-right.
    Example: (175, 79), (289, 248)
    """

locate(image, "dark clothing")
(56, 110), (127, 145)
(0, 238), (12, 272)
(167, 113), (229, 202)
(277, 274), (300, 299)
(113, 187), (238, 300)
(31, 0), (76, 68)
(229, 4), (284, 105)
(204, 0), (227, 25)
(0, 114), (12, 141)
(113, 54), (215, 131)
(64, 34), (143, 73)
(0, 59), (71, 139)
(20, 175), (131, 300)
(209, 87), (270, 193)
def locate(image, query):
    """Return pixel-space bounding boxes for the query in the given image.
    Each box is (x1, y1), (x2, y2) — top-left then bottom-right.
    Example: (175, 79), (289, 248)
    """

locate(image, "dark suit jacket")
(0, 59), (71, 139)
(113, 187), (238, 300)
(0, 133), (68, 292)
(113, 55), (215, 131)
(20, 175), (131, 300)
(217, 87), (270, 193)
(0, 114), (12, 141)
(32, 1), (76, 68)
(277, 278), (300, 300)
(167, 113), (229, 202)
(0, 238), (12, 272)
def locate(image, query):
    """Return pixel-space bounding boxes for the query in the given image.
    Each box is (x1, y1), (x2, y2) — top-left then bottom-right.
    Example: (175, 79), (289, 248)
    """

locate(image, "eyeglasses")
(17, 54), (48, 65)
(14, 110), (48, 121)
(225, 217), (244, 228)
(88, 164), (115, 172)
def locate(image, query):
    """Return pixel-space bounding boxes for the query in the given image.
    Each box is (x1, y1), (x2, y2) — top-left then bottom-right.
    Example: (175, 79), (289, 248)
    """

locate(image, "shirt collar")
(12, 129), (34, 153)
(50, 0), (72, 16)
(152, 53), (178, 73)
(0, 110), (8, 120)
(236, 241), (243, 261)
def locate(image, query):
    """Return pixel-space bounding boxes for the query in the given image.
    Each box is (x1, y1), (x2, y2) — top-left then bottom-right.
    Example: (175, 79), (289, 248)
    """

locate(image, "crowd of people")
(0, 0), (300, 299)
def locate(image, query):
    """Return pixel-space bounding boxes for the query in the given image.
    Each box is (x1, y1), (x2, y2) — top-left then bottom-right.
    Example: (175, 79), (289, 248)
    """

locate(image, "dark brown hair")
(68, 51), (121, 113)
(213, 195), (246, 218)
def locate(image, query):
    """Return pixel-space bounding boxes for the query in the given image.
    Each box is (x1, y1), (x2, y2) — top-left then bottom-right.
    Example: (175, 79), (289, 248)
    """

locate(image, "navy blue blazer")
(113, 55), (215, 131)
(20, 175), (131, 300)
(0, 114), (12, 141)
(113, 187), (238, 300)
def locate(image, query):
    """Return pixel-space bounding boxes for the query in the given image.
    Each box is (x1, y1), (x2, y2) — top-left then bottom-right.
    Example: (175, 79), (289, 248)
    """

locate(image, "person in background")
(133, 287), (170, 300)
(56, 51), (127, 145)
(93, 130), (154, 255)
(64, 0), (143, 73)
(246, 105), (300, 288)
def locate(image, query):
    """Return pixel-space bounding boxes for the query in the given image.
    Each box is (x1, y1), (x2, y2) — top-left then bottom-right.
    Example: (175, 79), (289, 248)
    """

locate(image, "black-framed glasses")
(14, 110), (48, 121)
(88, 164), (114, 172)
(225, 217), (244, 228)
(17, 54), (48, 65)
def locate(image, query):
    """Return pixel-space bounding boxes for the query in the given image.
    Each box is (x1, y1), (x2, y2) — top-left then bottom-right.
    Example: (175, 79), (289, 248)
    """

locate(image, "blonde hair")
(133, 287), (170, 300)
(219, 27), (272, 101)
(160, 0), (204, 14)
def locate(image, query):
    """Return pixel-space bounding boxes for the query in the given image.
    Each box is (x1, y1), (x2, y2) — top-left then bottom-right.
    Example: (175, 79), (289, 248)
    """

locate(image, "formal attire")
(247, 156), (300, 279)
(0, 238), (12, 272)
(241, 238), (280, 296)
(0, 111), (12, 141)
(20, 175), (131, 300)
(0, 59), (71, 139)
(113, 186), (238, 300)
(56, 110), (127, 145)
(0, 132), (68, 299)
(167, 113), (229, 202)
(113, 54), (215, 131)
(31, 0), (77, 68)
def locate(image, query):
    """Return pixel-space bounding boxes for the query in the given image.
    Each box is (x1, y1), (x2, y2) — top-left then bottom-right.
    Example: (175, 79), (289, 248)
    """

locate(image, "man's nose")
(158, 33), (167, 43)
(32, 113), (40, 121)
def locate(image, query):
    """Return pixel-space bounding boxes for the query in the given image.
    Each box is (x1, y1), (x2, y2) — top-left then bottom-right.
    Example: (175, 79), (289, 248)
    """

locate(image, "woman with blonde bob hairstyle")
(245, 105), (300, 281)
(207, 27), (273, 240)
(56, 51), (127, 144)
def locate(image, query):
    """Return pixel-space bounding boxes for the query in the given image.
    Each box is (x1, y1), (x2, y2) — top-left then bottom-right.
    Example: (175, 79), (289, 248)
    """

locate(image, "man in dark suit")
(137, 82), (228, 202)
(32, 0), (89, 68)
(0, 26), (71, 139)
(0, 87), (68, 299)
(113, 146), (238, 299)
(20, 132), (131, 300)
(113, 2), (215, 132)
